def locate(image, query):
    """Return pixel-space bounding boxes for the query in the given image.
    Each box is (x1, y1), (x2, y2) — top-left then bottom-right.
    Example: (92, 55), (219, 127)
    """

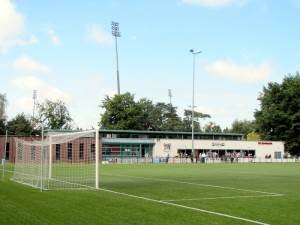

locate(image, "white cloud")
(12, 97), (33, 114)
(205, 59), (272, 83)
(180, 0), (247, 7)
(48, 29), (61, 46)
(87, 24), (112, 45)
(0, 0), (37, 52)
(12, 76), (70, 103)
(13, 56), (50, 74)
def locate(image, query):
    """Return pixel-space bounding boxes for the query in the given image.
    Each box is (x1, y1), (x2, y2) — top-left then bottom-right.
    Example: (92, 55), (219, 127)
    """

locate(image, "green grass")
(1, 163), (300, 225)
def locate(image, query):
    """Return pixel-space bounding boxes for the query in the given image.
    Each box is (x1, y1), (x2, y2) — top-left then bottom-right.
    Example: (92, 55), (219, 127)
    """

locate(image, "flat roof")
(99, 129), (243, 136)
(102, 138), (155, 144)
(44, 129), (243, 137)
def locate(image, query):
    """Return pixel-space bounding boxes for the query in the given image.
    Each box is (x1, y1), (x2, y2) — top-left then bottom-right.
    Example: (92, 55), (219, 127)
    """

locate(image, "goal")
(12, 129), (100, 190)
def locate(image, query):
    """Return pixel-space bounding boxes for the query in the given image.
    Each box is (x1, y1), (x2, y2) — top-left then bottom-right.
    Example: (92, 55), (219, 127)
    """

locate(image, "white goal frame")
(12, 129), (100, 191)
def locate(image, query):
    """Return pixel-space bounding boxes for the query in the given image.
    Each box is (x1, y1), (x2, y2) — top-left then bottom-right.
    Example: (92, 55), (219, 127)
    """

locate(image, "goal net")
(12, 130), (100, 190)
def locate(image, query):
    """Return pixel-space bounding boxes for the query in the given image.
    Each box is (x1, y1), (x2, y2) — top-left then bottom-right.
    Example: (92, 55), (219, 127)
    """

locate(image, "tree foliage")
(230, 119), (256, 138)
(100, 93), (144, 130)
(182, 109), (211, 132)
(37, 99), (73, 130)
(0, 93), (7, 120)
(204, 122), (222, 133)
(0, 93), (7, 135)
(0, 119), (6, 135)
(156, 103), (183, 131)
(100, 93), (210, 131)
(246, 131), (261, 141)
(255, 73), (300, 155)
(7, 113), (35, 136)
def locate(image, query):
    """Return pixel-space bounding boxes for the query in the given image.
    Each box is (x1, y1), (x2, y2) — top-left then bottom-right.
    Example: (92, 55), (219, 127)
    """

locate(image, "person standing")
(201, 152), (206, 163)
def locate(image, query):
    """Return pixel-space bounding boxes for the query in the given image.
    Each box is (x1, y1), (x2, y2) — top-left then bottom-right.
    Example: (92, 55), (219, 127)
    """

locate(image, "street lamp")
(190, 49), (202, 159)
(111, 21), (121, 95)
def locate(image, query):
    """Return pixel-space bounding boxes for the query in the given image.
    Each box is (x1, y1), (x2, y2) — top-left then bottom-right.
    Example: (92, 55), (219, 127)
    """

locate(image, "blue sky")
(1, 0), (300, 129)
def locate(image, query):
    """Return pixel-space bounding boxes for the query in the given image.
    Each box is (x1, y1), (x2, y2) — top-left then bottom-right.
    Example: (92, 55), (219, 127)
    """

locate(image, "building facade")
(0, 130), (285, 163)
(154, 139), (284, 159)
(100, 130), (285, 160)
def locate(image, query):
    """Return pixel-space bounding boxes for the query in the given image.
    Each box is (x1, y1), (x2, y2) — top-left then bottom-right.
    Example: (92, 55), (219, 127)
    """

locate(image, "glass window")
(67, 143), (72, 160)
(56, 144), (60, 160)
(5, 142), (9, 160)
(31, 146), (36, 160)
(17, 143), (23, 160)
(91, 144), (95, 160)
(79, 143), (84, 160)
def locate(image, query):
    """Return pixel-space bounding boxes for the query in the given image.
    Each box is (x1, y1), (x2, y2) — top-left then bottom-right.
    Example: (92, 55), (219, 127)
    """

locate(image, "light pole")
(190, 49), (202, 159)
(168, 89), (173, 105)
(111, 21), (121, 95)
(32, 90), (37, 120)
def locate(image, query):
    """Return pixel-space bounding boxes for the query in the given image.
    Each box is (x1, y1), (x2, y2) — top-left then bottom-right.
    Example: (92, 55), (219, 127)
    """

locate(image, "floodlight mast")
(32, 90), (37, 120)
(190, 49), (202, 160)
(111, 21), (121, 95)
(168, 89), (173, 105)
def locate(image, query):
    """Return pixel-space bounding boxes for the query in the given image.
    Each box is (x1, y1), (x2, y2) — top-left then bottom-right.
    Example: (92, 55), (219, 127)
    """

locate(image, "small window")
(91, 144), (95, 160)
(79, 143), (84, 160)
(31, 146), (36, 160)
(67, 143), (72, 160)
(274, 152), (281, 159)
(56, 144), (61, 160)
(17, 143), (23, 160)
(5, 142), (10, 160)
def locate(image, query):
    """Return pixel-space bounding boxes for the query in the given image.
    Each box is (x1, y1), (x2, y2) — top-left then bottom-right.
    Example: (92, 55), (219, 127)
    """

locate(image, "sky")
(1, 0), (300, 129)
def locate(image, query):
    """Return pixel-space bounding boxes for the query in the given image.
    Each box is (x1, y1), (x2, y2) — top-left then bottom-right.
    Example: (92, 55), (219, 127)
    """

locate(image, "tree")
(155, 103), (183, 131)
(7, 113), (34, 135)
(247, 131), (261, 141)
(37, 99), (73, 130)
(0, 119), (6, 135)
(204, 122), (222, 133)
(230, 119), (256, 138)
(100, 93), (186, 131)
(182, 109), (211, 132)
(100, 93), (145, 130)
(0, 93), (7, 134)
(0, 93), (7, 120)
(137, 99), (162, 130)
(223, 127), (230, 133)
(255, 73), (300, 155)
(100, 92), (215, 132)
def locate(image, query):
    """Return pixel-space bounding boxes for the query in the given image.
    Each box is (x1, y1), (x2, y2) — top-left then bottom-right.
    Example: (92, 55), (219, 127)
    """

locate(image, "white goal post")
(12, 129), (100, 190)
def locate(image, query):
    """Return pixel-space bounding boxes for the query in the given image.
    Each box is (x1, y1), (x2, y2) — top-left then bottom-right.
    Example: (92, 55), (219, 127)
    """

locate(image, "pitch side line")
(102, 173), (283, 196)
(99, 187), (272, 225)
(161, 194), (284, 202)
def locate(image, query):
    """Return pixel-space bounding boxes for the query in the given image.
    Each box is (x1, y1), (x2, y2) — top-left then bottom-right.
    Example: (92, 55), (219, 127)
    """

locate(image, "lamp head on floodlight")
(33, 90), (37, 100)
(111, 21), (121, 37)
(190, 49), (202, 54)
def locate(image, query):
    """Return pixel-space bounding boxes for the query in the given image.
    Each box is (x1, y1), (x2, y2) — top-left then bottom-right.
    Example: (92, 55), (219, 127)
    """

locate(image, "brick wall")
(0, 135), (102, 163)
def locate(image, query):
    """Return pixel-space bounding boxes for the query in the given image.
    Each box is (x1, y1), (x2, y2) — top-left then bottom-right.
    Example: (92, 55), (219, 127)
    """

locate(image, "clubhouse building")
(100, 130), (284, 161)
(0, 129), (285, 163)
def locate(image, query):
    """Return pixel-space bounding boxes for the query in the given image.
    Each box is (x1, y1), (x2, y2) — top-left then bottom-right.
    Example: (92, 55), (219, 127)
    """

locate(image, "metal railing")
(101, 156), (300, 164)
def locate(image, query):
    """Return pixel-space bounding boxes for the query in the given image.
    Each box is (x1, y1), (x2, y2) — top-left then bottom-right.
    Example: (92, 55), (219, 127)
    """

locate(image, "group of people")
(177, 151), (255, 163)
(197, 151), (248, 163)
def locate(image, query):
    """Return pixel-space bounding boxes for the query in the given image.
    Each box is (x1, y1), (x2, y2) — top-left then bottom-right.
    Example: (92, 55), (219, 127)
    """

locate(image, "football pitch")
(1, 163), (300, 225)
